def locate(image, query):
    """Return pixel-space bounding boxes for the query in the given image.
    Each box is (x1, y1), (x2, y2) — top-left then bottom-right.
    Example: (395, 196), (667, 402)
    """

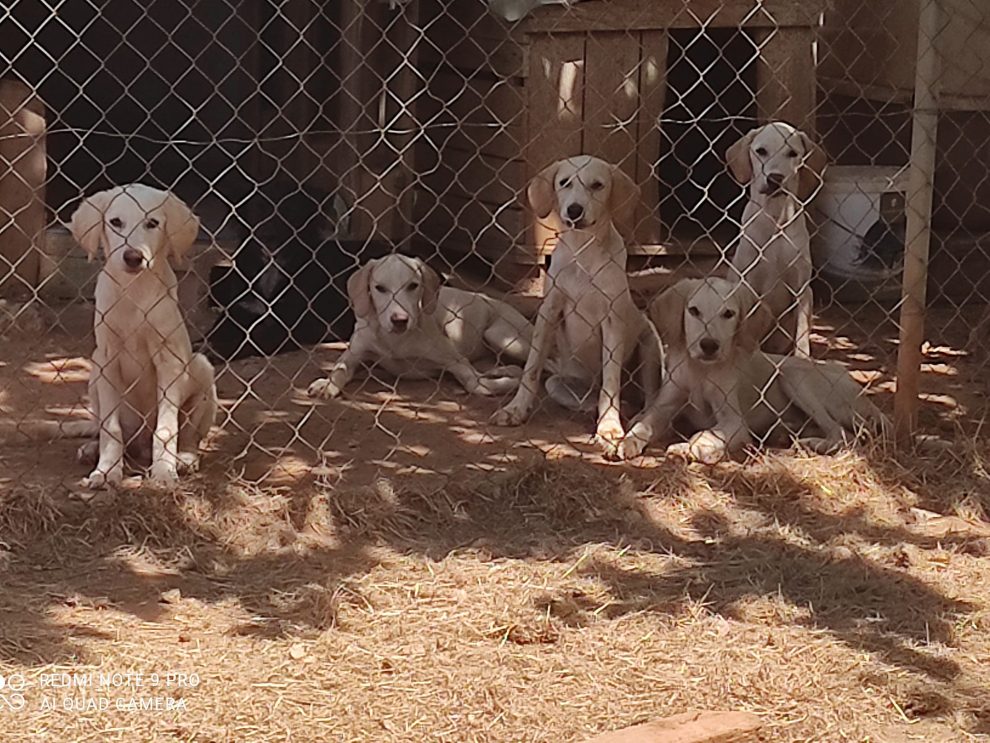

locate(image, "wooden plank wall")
(525, 29), (671, 257)
(412, 1), (529, 267)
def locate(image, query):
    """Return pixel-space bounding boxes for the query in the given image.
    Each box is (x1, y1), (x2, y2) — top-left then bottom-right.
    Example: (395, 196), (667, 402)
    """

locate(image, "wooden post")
(0, 79), (46, 299)
(894, 0), (942, 439)
(636, 30), (669, 247)
(524, 33), (585, 293)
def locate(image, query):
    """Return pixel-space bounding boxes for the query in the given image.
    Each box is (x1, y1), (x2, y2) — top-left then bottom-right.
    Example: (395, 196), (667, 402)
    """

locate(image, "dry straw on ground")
(1, 442), (988, 742)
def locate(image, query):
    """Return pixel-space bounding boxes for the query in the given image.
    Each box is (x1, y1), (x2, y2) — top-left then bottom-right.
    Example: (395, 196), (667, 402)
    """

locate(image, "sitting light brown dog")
(491, 155), (662, 453)
(70, 184), (217, 489)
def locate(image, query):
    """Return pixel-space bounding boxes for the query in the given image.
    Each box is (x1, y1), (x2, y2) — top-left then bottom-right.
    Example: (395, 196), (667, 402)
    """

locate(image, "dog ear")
(162, 192), (201, 262)
(607, 164), (641, 237)
(649, 278), (701, 349)
(347, 260), (375, 320)
(734, 288), (773, 354)
(527, 161), (559, 219)
(418, 260), (443, 315)
(798, 132), (827, 201)
(726, 128), (757, 184)
(69, 189), (113, 261)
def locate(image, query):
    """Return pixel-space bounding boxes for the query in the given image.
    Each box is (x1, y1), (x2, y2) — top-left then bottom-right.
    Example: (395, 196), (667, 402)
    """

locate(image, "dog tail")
(0, 419), (98, 443)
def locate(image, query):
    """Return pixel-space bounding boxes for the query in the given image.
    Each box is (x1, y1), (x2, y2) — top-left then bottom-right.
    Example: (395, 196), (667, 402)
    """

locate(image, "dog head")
(347, 254), (442, 335)
(528, 155), (640, 234)
(69, 184), (200, 276)
(650, 277), (771, 364)
(726, 122), (826, 202)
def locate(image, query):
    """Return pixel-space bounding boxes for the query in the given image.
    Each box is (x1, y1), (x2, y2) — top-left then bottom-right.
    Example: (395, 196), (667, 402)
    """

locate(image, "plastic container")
(811, 165), (909, 302)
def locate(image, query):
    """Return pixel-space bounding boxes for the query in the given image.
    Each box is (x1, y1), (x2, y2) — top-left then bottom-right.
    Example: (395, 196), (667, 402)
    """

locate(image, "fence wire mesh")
(5, 2), (990, 742)
(0, 0), (988, 487)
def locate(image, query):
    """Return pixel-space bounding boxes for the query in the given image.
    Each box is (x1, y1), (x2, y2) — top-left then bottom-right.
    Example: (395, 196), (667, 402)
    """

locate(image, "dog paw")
(148, 462), (180, 489)
(307, 378), (342, 400)
(83, 467), (123, 490)
(595, 419), (625, 456)
(491, 403), (527, 427)
(176, 452), (201, 474)
(475, 376), (521, 396)
(616, 426), (652, 460)
(669, 431), (729, 465)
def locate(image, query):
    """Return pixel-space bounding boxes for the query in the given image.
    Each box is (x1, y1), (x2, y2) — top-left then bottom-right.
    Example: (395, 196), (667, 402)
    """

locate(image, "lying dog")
(307, 254), (534, 398)
(492, 156), (662, 452)
(618, 277), (887, 463)
(726, 122), (826, 357)
(70, 184), (218, 488)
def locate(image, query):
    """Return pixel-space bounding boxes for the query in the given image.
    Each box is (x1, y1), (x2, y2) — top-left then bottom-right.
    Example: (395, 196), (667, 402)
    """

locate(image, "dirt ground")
(0, 300), (988, 741)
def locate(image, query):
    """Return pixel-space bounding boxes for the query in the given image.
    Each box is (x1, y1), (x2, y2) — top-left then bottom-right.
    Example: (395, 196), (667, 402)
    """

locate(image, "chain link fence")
(1, 0), (988, 490)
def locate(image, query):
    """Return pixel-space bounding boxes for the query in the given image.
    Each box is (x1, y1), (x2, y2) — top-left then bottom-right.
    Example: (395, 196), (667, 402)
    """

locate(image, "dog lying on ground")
(726, 122), (826, 357)
(491, 155), (662, 453)
(203, 185), (391, 361)
(67, 184), (218, 488)
(617, 277), (888, 463)
(307, 254), (535, 398)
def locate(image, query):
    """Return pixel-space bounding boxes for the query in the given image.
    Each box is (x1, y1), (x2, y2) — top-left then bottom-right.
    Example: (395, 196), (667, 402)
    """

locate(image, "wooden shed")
(412, 0), (827, 291)
(2, 0), (830, 303)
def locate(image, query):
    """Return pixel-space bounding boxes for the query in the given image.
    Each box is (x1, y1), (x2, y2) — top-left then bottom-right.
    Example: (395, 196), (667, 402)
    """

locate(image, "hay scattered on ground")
(1, 442), (988, 742)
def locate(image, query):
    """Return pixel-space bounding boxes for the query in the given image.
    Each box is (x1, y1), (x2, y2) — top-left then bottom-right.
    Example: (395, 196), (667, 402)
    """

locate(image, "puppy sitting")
(70, 184), (218, 488)
(491, 156), (662, 452)
(307, 254), (534, 398)
(727, 122), (826, 357)
(618, 277), (887, 463)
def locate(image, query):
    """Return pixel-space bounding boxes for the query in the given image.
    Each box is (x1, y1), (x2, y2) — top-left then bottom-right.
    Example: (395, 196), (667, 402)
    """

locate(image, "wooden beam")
(0, 79), (46, 299)
(636, 29), (669, 245)
(524, 33), (586, 272)
(524, 0), (824, 34)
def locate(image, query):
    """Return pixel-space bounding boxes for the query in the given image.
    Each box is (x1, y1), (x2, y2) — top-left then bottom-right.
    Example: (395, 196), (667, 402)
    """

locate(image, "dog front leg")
(596, 316), (627, 451)
(85, 354), (126, 489)
(794, 285), (813, 358)
(616, 381), (685, 460)
(638, 322), (663, 407)
(307, 335), (371, 399)
(149, 355), (186, 488)
(491, 291), (562, 426)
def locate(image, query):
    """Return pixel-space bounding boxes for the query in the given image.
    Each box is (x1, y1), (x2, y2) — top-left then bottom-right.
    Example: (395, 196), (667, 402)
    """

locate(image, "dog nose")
(122, 248), (144, 270)
(390, 314), (408, 332)
(565, 203), (584, 221)
(699, 338), (720, 356)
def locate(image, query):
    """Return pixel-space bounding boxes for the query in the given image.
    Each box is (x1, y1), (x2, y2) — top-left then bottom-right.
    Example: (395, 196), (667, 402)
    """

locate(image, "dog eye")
(374, 284), (387, 293)
(109, 217), (123, 229)
(754, 147), (767, 157)
(558, 178), (570, 188)
(687, 306), (700, 318)
(722, 309), (735, 319)
(145, 218), (159, 229)
(786, 149), (798, 158)
(590, 181), (604, 191)
(407, 282), (419, 291)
